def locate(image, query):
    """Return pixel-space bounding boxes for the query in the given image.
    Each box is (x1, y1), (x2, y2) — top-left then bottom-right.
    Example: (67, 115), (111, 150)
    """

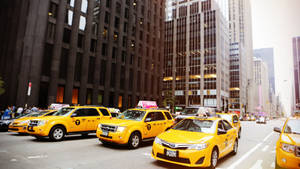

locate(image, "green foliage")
(0, 76), (5, 95)
(163, 90), (176, 113)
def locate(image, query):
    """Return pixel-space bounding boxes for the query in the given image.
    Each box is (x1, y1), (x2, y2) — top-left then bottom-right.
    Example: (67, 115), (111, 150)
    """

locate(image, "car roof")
(69, 106), (107, 109)
(128, 108), (169, 112)
(186, 116), (221, 121)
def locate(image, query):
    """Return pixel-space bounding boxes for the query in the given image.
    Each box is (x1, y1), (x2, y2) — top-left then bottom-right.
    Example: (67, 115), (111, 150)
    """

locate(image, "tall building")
(254, 48), (275, 93)
(227, 0), (252, 114)
(0, 0), (165, 109)
(292, 36), (300, 113)
(163, 0), (230, 110)
(253, 58), (270, 116)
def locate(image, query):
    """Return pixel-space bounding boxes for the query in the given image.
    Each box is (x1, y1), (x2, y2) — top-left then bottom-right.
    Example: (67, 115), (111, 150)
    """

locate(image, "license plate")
(102, 131), (109, 136)
(165, 149), (177, 157)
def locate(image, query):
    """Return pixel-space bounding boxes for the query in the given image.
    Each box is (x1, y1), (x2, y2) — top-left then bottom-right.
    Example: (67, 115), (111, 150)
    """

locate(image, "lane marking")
(271, 162), (275, 168)
(227, 132), (273, 169)
(27, 155), (48, 159)
(0, 150), (7, 153)
(10, 159), (17, 162)
(262, 145), (269, 152)
(249, 160), (263, 169)
(142, 153), (152, 158)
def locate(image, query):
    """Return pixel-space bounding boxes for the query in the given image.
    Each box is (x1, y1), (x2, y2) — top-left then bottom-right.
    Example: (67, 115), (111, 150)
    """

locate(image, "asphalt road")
(0, 119), (285, 169)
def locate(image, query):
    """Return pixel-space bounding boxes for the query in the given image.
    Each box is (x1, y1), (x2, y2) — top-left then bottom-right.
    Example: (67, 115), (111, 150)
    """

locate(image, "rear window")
(99, 108), (110, 116)
(163, 111), (173, 120)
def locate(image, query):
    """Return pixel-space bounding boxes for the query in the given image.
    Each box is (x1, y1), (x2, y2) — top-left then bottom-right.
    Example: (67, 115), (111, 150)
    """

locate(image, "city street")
(0, 119), (285, 169)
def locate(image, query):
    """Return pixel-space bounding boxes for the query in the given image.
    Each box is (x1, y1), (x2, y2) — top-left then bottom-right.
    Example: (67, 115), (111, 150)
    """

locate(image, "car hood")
(12, 117), (35, 123)
(30, 116), (66, 121)
(100, 118), (140, 127)
(158, 129), (214, 144)
(281, 133), (300, 146)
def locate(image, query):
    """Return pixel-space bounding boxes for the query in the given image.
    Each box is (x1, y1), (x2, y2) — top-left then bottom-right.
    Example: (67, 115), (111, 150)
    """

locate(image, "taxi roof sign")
(137, 101), (158, 109)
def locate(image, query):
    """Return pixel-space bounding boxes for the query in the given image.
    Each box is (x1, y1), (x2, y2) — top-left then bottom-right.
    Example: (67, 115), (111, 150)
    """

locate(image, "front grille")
(157, 153), (190, 164)
(101, 125), (117, 132)
(296, 146), (300, 157)
(162, 142), (189, 150)
(29, 120), (39, 126)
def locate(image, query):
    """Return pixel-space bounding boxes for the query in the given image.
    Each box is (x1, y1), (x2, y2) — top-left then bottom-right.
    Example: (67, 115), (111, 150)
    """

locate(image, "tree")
(0, 76), (5, 95)
(162, 90), (176, 114)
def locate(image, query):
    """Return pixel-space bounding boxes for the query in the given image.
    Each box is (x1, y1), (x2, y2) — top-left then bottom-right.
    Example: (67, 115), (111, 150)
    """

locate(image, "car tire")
(49, 126), (65, 141)
(231, 140), (238, 155)
(81, 133), (89, 137)
(128, 132), (141, 149)
(238, 129), (241, 139)
(209, 148), (218, 169)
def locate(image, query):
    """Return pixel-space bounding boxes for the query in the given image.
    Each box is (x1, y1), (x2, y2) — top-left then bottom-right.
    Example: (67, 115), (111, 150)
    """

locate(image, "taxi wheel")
(231, 140), (238, 155)
(49, 126), (65, 141)
(128, 132), (141, 149)
(238, 129), (241, 139)
(209, 148), (218, 169)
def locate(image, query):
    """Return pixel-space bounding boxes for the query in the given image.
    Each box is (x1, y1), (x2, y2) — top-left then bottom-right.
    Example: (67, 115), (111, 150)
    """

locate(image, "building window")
(111, 63), (116, 87)
(98, 91), (103, 105)
(86, 89), (92, 104)
(103, 27), (108, 39)
(125, 8), (129, 19)
(46, 22), (56, 41)
(67, 0), (75, 7)
(48, 2), (58, 18)
(59, 48), (69, 79)
(63, 28), (71, 43)
(90, 39), (97, 52)
(74, 53), (82, 81)
(106, 0), (111, 8)
(77, 34), (84, 48)
(123, 22), (128, 32)
(79, 16), (86, 31)
(66, 10), (73, 26)
(120, 66), (125, 89)
(88, 56), (95, 83)
(72, 88), (79, 104)
(102, 43), (107, 56)
(100, 60), (106, 85)
(42, 43), (53, 77)
(114, 17), (120, 29)
(112, 47), (118, 59)
(81, 0), (88, 13)
(105, 12), (110, 24)
(123, 36), (127, 47)
(56, 86), (65, 103)
(109, 92), (114, 107)
(118, 95), (123, 108)
(116, 2), (121, 14)
(113, 32), (118, 43)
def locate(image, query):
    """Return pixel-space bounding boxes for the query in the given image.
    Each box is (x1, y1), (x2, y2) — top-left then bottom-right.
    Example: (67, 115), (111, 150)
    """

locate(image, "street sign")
(27, 82), (32, 96)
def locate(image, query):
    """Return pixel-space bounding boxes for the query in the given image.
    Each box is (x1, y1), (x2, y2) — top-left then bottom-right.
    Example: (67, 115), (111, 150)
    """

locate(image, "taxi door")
(155, 111), (168, 135)
(222, 120), (236, 155)
(163, 111), (175, 129)
(143, 112), (160, 139)
(84, 108), (101, 131)
(216, 120), (228, 158)
(68, 108), (88, 132)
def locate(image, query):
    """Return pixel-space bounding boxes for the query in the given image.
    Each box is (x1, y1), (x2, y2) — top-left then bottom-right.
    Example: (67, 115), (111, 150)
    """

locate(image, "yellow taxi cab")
(273, 115), (300, 169)
(217, 113), (241, 139)
(26, 106), (111, 141)
(152, 117), (238, 168)
(96, 108), (174, 149)
(8, 110), (57, 134)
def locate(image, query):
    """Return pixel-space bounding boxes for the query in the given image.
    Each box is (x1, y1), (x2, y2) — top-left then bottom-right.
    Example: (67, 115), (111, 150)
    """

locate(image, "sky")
(251, 0), (300, 116)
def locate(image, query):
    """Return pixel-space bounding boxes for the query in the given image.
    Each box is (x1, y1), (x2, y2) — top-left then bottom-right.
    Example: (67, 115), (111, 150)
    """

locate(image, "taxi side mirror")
(273, 127), (281, 133)
(70, 113), (77, 117)
(218, 128), (227, 135)
(145, 118), (151, 122)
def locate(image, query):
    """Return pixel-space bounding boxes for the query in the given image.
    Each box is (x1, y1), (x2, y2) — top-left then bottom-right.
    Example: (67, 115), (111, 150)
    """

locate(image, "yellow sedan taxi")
(152, 117), (238, 168)
(8, 110), (56, 134)
(97, 108), (174, 149)
(27, 106), (111, 141)
(217, 113), (241, 138)
(273, 116), (300, 169)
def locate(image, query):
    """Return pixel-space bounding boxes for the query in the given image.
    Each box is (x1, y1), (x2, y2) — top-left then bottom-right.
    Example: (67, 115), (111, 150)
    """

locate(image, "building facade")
(293, 36), (300, 113)
(163, 0), (230, 110)
(0, 0), (165, 110)
(253, 58), (270, 116)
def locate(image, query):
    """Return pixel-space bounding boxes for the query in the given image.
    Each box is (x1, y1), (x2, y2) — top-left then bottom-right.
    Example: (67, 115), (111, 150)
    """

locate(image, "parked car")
(175, 106), (216, 123)
(256, 116), (266, 124)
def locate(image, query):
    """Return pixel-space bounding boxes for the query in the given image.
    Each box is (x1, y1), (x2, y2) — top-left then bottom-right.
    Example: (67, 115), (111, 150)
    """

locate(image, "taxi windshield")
(284, 119), (300, 135)
(181, 108), (198, 115)
(173, 119), (215, 134)
(117, 110), (146, 121)
(52, 108), (74, 116)
(217, 114), (232, 123)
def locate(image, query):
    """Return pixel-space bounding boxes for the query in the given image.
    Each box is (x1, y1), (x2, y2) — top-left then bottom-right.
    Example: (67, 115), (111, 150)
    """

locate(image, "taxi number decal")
(75, 120), (80, 125)
(147, 124), (151, 130)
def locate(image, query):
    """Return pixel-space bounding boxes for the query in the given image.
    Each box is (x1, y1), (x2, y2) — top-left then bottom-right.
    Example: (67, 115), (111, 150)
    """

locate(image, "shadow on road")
(9, 133), (29, 136)
(29, 134), (98, 142)
(96, 140), (154, 150)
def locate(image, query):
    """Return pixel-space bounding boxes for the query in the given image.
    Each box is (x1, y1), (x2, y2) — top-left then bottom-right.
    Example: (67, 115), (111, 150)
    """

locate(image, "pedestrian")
(3, 106), (11, 120)
(16, 107), (23, 117)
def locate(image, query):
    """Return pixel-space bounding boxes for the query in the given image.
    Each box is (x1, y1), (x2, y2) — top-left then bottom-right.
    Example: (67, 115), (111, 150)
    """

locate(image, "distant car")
(250, 116), (256, 121)
(108, 108), (120, 118)
(0, 119), (14, 131)
(256, 116), (266, 124)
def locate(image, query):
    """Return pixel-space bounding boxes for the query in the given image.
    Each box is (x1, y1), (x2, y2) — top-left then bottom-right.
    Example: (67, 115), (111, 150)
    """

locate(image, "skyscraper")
(0, 0), (165, 109)
(292, 36), (300, 113)
(163, 0), (230, 110)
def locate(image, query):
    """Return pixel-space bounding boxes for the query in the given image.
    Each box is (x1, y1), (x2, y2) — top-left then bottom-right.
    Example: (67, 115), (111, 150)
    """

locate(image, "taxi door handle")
(97, 118), (100, 120)
(82, 119), (86, 121)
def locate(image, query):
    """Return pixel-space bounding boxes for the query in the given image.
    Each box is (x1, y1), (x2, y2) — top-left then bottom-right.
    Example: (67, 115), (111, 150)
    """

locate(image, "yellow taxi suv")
(27, 106), (111, 141)
(273, 116), (300, 169)
(96, 108), (174, 149)
(8, 110), (56, 134)
(152, 117), (238, 168)
(217, 113), (241, 139)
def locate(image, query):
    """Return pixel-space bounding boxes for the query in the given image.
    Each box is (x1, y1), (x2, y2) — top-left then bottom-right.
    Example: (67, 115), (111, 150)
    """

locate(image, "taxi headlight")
(98, 124), (102, 129)
(117, 126), (126, 132)
(280, 143), (295, 153)
(19, 120), (30, 125)
(154, 137), (163, 145)
(37, 120), (48, 126)
(188, 143), (208, 150)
